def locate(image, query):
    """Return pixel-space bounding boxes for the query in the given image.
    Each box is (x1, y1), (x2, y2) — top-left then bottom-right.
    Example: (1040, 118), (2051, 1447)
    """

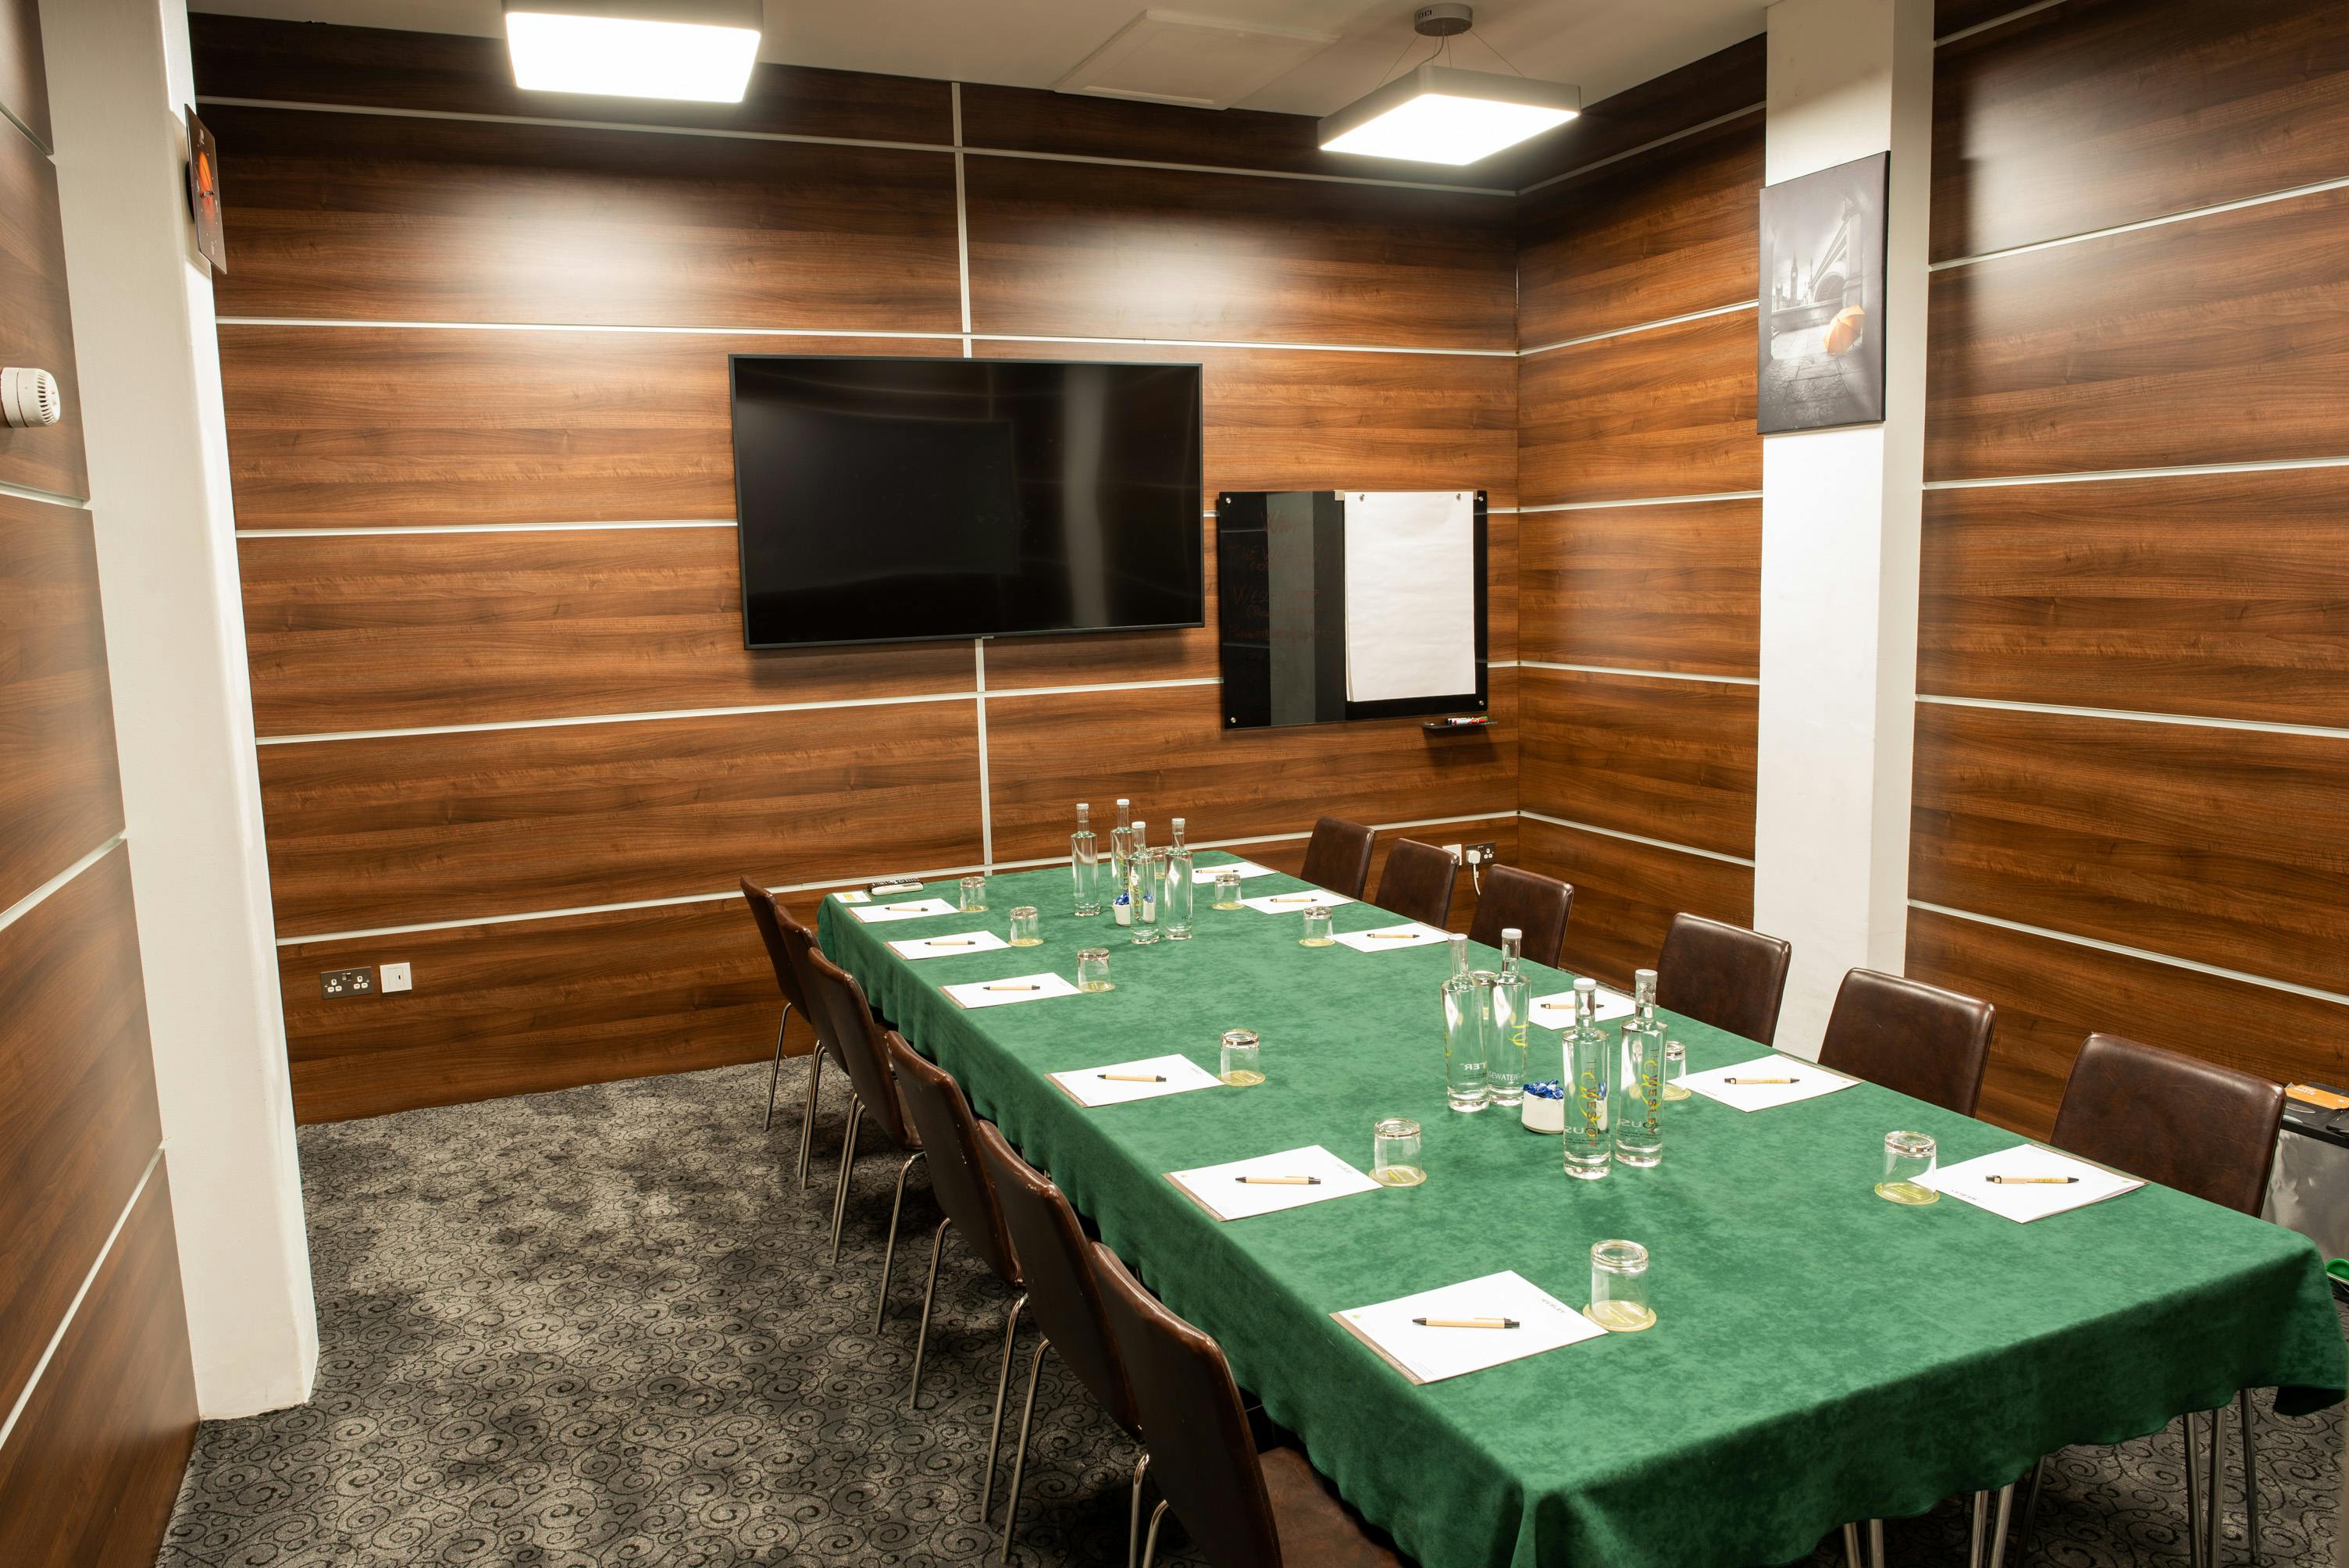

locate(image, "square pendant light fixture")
(504, 0), (763, 103)
(1319, 5), (1579, 166)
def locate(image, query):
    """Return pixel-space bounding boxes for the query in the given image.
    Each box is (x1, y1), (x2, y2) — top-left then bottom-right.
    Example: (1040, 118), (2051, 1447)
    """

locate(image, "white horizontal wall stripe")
(1520, 300), (1756, 358)
(0, 834), (124, 939)
(982, 676), (1220, 700)
(0, 1147), (163, 1457)
(1514, 102), (1764, 198)
(1519, 809), (1756, 868)
(255, 690), (978, 746)
(1923, 454), (2349, 491)
(237, 519), (737, 538)
(1517, 490), (1763, 514)
(1917, 693), (2349, 744)
(1930, 173), (2349, 273)
(1911, 900), (2349, 1013)
(0, 475), (91, 510)
(972, 331), (1515, 358)
(1933, 0), (2067, 47)
(193, 93), (1514, 198)
(1521, 661), (1759, 686)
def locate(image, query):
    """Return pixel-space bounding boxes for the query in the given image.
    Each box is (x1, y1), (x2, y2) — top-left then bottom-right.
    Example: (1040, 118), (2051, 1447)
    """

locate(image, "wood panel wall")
(1512, 44), (1764, 989)
(194, 16), (1524, 1122)
(0, 0), (196, 1554)
(1909, 0), (2349, 1135)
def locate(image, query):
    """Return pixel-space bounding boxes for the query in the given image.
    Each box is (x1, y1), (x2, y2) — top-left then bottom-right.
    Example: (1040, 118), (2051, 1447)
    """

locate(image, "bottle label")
(1114, 895), (1132, 926)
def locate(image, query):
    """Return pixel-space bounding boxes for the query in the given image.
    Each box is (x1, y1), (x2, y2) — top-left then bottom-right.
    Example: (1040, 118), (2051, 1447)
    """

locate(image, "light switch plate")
(381, 961), (412, 993)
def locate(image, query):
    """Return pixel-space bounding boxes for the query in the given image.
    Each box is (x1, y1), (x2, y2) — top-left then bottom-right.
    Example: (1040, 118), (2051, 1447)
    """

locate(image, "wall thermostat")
(1, 367), (61, 429)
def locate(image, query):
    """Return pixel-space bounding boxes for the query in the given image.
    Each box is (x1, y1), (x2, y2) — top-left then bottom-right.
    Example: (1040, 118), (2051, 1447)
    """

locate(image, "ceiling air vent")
(1054, 9), (1337, 110)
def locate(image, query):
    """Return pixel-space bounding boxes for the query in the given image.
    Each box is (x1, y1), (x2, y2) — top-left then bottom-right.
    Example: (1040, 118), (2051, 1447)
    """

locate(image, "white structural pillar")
(41, 0), (317, 1415)
(1752, 0), (1935, 1055)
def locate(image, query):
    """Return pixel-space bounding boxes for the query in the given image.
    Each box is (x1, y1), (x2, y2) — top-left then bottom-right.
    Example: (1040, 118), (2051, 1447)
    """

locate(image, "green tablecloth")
(818, 854), (2343, 1568)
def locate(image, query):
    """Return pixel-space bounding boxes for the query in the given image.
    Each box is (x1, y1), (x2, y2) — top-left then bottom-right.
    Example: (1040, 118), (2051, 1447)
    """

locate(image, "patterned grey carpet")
(159, 1062), (2344, 1566)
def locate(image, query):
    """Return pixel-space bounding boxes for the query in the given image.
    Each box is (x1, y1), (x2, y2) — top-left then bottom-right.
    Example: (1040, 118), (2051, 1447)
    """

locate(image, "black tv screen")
(730, 355), (1205, 649)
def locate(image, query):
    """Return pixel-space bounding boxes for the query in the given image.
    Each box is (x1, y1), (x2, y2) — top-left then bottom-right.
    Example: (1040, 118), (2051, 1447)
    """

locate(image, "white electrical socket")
(381, 961), (413, 994)
(1442, 843), (1463, 864)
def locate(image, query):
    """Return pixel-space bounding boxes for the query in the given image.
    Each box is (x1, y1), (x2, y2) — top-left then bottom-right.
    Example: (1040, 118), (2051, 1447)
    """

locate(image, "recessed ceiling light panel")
(504, 0), (763, 103)
(1319, 61), (1579, 166)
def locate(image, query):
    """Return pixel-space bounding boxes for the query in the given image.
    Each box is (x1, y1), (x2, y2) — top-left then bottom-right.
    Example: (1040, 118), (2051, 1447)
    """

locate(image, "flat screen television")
(729, 355), (1205, 649)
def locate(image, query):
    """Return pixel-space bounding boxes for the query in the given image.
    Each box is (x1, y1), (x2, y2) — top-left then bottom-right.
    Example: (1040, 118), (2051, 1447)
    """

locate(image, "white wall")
(40, 0), (317, 1417)
(1751, 0), (1934, 1054)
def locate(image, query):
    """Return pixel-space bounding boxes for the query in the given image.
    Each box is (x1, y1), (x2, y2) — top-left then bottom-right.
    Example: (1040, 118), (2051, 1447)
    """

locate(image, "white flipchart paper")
(1343, 490), (1477, 704)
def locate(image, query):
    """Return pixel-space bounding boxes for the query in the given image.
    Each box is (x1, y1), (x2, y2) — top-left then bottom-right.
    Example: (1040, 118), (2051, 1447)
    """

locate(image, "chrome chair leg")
(1969, 1491), (1989, 1568)
(794, 1040), (828, 1188)
(2205, 1401), (2224, 1568)
(762, 1002), (793, 1129)
(1139, 1498), (1171, 1568)
(979, 1294), (1027, 1521)
(2238, 1387), (2260, 1565)
(1841, 1523), (1863, 1567)
(907, 1217), (953, 1409)
(2183, 1411), (2205, 1568)
(1000, 1337), (1051, 1564)
(2013, 1453), (2048, 1561)
(873, 1150), (925, 1334)
(828, 1098), (864, 1265)
(1986, 1482), (2013, 1568)
(1868, 1519), (1884, 1566)
(1128, 1452), (1150, 1568)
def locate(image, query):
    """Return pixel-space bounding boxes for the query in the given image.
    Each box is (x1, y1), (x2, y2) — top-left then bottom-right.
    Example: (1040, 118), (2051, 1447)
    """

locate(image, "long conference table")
(818, 851), (2345, 1568)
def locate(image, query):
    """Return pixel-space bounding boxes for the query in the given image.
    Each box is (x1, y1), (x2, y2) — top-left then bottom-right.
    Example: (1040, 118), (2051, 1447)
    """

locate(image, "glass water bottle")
(1615, 968), (1666, 1168)
(1441, 932), (1491, 1113)
(1487, 928), (1530, 1107)
(1130, 839), (1165, 946)
(1562, 977), (1613, 1181)
(1070, 802), (1102, 916)
(1163, 818), (1196, 939)
(1109, 797), (1134, 897)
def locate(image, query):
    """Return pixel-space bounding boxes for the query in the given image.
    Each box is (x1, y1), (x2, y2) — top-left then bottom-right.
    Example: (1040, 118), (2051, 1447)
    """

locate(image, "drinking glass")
(1212, 869), (1245, 910)
(1662, 1039), (1691, 1101)
(1075, 947), (1113, 993)
(1007, 906), (1042, 946)
(1299, 906), (1335, 947)
(1371, 1117), (1425, 1187)
(958, 874), (989, 914)
(1220, 1028), (1264, 1086)
(1877, 1131), (1939, 1205)
(1588, 1239), (1654, 1333)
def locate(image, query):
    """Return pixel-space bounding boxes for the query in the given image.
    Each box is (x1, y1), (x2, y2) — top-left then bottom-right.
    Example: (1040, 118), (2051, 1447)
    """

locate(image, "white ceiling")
(189, 0), (1764, 117)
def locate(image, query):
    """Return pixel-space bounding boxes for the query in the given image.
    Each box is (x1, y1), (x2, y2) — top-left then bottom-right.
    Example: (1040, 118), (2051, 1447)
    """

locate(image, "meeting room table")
(817, 852), (2344, 1568)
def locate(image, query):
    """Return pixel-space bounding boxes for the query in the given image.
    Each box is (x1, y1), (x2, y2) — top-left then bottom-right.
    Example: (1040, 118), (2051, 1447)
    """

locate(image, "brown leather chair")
(973, 1123), (1146, 1567)
(1372, 839), (1459, 930)
(740, 878), (834, 1187)
(1092, 1243), (1405, 1568)
(884, 1039), (1029, 1516)
(2033, 1035), (2288, 1562)
(1655, 913), (1792, 1047)
(1816, 968), (1994, 1116)
(803, 951), (925, 1328)
(1299, 817), (1375, 900)
(1467, 864), (1573, 967)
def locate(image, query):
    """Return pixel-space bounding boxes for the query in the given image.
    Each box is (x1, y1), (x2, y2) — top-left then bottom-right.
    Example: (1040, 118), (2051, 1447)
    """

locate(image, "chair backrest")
(1373, 839), (1459, 930)
(803, 949), (918, 1148)
(1816, 968), (1994, 1116)
(1091, 1242), (1281, 1568)
(1299, 817), (1375, 900)
(2051, 1033), (2285, 1215)
(739, 875), (805, 1013)
(884, 1035), (1019, 1288)
(1655, 913), (1792, 1047)
(1467, 864), (1573, 967)
(971, 1122), (1136, 1437)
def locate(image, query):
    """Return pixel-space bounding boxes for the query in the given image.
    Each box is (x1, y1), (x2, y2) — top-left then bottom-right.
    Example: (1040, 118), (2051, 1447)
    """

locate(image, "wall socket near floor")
(381, 962), (412, 993)
(1442, 843), (1463, 864)
(1465, 842), (1499, 868)
(319, 966), (375, 999)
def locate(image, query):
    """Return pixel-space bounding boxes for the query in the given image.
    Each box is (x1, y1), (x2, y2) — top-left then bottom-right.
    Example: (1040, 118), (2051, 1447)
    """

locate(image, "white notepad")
(1050, 1053), (1224, 1108)
(1335, 1270), (1606, 1385)
(1681, 1055), (1859, 1112)
(832, 889), (871, 903)
(943, 971), (1082, 1010)
(1165, 1145), (1381, 1221)
(851, 897), (959, 924)
(1192, 861), (1277, 885)
(1927, 1144), (2144, 1222)
(889, 929), (1011, 960)
(1333, 922), (1450, 953)
(1243, 889), (1357, 914)
(1529, 986), (1634, 1028)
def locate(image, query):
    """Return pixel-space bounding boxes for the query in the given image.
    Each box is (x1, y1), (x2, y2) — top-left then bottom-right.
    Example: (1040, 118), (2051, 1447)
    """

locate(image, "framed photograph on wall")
(1756, 151), (1887, 433)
